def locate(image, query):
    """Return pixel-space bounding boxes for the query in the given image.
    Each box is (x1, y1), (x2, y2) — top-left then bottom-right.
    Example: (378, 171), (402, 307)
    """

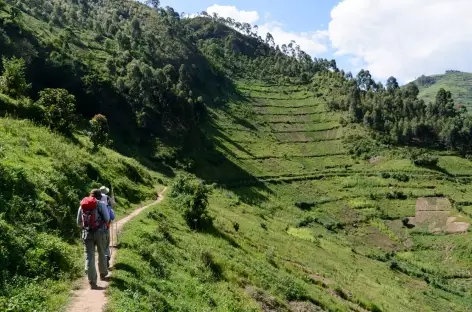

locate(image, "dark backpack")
(80, 197), (103, 231)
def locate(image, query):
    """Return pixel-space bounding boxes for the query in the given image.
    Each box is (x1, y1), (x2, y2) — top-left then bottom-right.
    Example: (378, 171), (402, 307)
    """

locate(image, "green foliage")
(391, 173), (409, 182)
(0, 118), (162, 308)
(2, 0), (472, 310)
(89, 114), (111, 149)
(36, 88), (76, 134)
(409, 151), (439, 167)
(330, 69), (472, 155)
(170, 174), (212, 230)
(414, 71), (472, 111)
(0, 57), (31, 98)
(344, 134), (381, 159)
(385, 190), (407, 200)
(295, 201), (316, 211)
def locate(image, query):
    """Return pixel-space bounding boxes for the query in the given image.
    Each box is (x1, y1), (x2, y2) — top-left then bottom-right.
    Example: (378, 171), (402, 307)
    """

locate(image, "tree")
(386, 76), (399, 94)
(170, 174), (213, 230)
(348, 87), (363, 123)
(89, 114), (111, 149)
(265, 32), (275, 47)
(0, 57), (31, 98)
(356, 69), (374, 91)
(37, 88), (76, 134)
(146, 0), (160, 9)
(10, 6), (20, 20)
(403, 83), (419, 99)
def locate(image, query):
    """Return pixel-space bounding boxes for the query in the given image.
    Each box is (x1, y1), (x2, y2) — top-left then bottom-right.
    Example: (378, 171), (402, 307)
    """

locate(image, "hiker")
(77, 189), (110, 289)
(99, 186), (115, 268)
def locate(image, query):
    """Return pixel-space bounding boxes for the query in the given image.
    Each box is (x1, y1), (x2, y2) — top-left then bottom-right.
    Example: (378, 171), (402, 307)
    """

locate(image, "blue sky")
(160, 0), (337, 31)
(159, 0), (472, 83)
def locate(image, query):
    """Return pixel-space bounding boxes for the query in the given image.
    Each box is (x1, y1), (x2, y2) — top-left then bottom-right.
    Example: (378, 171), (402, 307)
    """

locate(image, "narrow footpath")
(67, 187), (167, 312)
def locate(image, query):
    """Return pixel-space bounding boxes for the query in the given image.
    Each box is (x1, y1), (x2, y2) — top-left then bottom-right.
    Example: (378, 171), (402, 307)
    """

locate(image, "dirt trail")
(67, 187), (167, 312)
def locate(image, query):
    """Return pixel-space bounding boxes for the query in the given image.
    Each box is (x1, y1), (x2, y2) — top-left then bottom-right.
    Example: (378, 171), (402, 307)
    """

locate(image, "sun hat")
(99, 186), (110, 194)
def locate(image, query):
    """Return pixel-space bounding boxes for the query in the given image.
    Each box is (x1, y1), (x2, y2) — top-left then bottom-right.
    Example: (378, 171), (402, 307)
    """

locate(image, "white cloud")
(328, 0), (472, 82)
(258, 23), (328, 54)
(206, 4), (259, 24)
(204, 5), (328, 55)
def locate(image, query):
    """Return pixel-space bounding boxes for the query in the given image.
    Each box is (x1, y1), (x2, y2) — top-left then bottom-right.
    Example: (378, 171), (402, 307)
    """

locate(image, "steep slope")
(1, 0), (472, 311)
(414, 71), (472, 109)
(108, 77), (472, 311)
(0, 117), (166, 310)
(0, 0), (339, 309)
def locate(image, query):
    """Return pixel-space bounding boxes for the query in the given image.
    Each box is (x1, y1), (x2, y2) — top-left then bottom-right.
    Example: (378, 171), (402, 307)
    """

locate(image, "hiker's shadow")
(91, 285), (106, 291)
(109, 276), (148, 294)
(112, 263), (138, 275)
(200, 223), (241, 249)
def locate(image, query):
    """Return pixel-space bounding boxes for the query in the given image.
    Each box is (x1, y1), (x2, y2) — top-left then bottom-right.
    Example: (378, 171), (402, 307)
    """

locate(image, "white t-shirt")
(100, 193), (109, 205)
(100, 193), (115, 207)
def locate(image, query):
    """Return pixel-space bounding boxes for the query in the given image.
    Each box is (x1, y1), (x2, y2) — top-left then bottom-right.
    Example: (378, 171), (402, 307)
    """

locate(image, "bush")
(276, 276), (307, 301)
(24, 233), (79, 279)
(36, 88), (77, 134)
(232, 221), (239, 232)
(409, 151), (439, 167)
(0, 56), (31, 98)
(380, 172), (391, 179)
(170, 174), (212, 230)
(297, 216), (317, 228)
(89, 114), (111, 149)
(386, 191), (407, 200)
(295, 201), (316, 211)
(391, 173), (409, 182)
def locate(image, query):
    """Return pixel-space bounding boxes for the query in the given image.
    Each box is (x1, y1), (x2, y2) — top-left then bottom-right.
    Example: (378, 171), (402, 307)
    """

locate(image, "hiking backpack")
(80, 197), (103, 231)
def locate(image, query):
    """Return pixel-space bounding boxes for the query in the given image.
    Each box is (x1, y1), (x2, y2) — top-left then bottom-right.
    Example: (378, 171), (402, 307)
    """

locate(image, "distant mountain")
(413, 71), (472, 109)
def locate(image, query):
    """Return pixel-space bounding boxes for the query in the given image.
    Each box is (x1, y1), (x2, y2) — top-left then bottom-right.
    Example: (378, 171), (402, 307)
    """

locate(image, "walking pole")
(111, 183), (118, 247)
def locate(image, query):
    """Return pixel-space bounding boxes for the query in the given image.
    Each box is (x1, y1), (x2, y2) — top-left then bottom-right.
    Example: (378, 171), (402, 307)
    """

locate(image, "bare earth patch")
(368, 156), (385, 164)
(407, 197), (469, 234)
(289, 301), (324, 312)
(446, 217), (470, 233)
(245, 286), (288, 312)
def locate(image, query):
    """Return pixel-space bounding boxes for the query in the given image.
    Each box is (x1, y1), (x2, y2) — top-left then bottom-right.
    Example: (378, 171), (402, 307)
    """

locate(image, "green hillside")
(1, 0), (472, 311)
(109, 78), (472, 312)
(414, 71), (472, 109)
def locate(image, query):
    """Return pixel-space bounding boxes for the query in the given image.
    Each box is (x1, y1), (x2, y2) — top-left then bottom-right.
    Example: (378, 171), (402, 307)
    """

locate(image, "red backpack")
(80, 197), (103, 231)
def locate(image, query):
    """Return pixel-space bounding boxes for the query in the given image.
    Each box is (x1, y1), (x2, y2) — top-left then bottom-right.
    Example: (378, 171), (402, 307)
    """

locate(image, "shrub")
(295, 201), (316, 211)
(36, 88), (77, 134)
(24, 233), (79, 279)
(386, 191), (407, 200)
(380, 172), (391, 179)
(232, 221), (239, 232)
(170, 174), (212, 230)
(409, 151), (439, 167)
(297, 216), (317, 228)
(276, 276), (307, 301)
(89, 114), (111, 149)
(391, 173), (409, 182)
(0, 56), (31, 98)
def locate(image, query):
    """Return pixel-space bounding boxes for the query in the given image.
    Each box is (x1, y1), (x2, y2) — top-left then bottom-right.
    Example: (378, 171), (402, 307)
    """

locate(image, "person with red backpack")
(77, 189), (110, 289)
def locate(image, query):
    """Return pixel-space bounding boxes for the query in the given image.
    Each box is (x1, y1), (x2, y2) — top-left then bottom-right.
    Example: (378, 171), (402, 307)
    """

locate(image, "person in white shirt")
(99, 186), (115, 268)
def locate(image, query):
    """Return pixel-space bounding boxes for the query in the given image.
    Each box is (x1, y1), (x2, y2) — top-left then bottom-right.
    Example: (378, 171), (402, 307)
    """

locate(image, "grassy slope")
(0, 113), (167, 310)
(108, 77), (472, 311)
(414, 72), (472, 109)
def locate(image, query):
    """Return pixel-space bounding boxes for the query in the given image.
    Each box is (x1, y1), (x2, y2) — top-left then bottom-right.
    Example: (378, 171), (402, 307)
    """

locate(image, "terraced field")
(200, 81), (472, 311)
(112, 81), (472, 312)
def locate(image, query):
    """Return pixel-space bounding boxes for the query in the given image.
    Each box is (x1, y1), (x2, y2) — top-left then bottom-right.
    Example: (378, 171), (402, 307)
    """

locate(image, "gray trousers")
(83, 229), (107, 284)
(105, 230), (110, 258)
